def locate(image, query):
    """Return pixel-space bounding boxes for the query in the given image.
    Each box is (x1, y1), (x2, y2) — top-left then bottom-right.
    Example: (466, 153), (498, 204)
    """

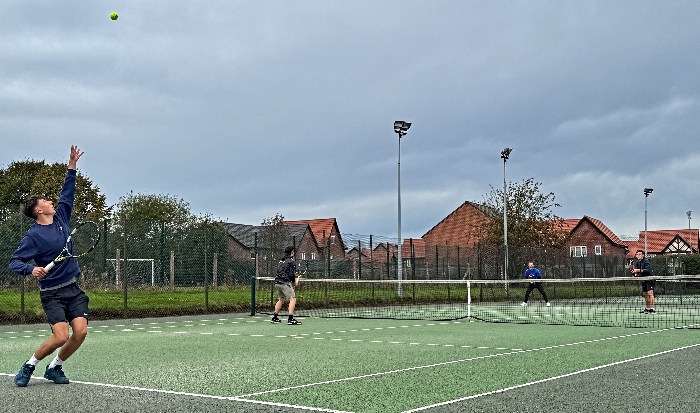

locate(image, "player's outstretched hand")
(69, 145), (84, 169)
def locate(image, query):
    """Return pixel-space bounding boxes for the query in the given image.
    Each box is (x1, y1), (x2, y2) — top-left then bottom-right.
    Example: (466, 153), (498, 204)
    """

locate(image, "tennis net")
(252, 275), (700, 328)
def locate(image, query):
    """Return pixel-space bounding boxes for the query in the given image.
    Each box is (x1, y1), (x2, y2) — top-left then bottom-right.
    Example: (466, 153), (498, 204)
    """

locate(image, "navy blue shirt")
(275, 254), (297, 284)
(10, 169), (81, 290)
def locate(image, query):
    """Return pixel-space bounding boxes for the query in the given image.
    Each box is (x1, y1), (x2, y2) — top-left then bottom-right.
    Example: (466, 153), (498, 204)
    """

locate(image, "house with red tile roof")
(566, 216), (628, 258)
(623, 229), (698, 259)
(422, 201), (491, 247)
(420, 201), (628, 260)
(284, 218), (346, 260)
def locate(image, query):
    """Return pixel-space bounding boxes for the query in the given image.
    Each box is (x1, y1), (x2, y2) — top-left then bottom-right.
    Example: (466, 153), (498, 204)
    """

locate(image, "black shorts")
(641, 280), (655, 293)
(40, 282), (89, 325)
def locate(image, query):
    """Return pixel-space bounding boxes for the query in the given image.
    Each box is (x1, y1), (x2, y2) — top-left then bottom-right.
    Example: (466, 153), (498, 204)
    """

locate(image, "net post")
(467, 280), (471, 319)
(250, 276), (256, 316)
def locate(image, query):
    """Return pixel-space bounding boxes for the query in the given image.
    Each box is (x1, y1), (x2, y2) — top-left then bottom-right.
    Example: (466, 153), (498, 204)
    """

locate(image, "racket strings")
(69, 222), (100, 256)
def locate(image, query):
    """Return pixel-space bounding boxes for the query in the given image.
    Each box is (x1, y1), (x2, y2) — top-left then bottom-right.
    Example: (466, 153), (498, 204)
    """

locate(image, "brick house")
(420, 201), (627, 260)
(284, 218), (346, 260)
(218, 221), (319, 261)
(566, 216), (629, 258)
(623, 229), (698, 259)
(422, 201), (491, 248)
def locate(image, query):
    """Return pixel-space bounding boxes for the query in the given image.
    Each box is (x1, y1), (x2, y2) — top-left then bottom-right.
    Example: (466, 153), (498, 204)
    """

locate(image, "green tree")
(0, 159), (109, 222)
(31, 162), (109, 222)
(259, 213), (290, 277)
(109, 192), (205, 285)
(478, 178), (569, 249)
(0, 160), (46, 220)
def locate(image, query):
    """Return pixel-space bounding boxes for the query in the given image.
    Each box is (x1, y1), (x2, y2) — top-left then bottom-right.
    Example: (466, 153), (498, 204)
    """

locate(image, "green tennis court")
(2, 313), (699, 412)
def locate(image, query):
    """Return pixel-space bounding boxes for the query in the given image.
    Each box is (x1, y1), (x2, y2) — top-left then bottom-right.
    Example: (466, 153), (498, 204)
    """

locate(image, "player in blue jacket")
(9, 146), (88, 387)
(521, 261), (550, 307)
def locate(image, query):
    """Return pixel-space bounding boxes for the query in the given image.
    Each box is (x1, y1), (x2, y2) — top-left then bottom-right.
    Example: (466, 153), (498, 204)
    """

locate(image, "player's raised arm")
(68, 145), (84, 170)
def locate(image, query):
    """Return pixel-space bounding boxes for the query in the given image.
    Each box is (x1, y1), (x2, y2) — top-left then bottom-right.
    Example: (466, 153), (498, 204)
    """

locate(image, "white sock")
(27, 354), (40, 366)
(48, 356), (63, 369)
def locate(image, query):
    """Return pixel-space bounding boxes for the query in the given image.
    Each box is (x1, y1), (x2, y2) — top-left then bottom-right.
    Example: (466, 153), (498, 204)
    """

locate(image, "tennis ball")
(110, 12), (118, 21)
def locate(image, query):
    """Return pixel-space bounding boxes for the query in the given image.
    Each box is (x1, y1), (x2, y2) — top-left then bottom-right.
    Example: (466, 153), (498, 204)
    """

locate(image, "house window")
(595, 245), (602, 255)
(570, 246), (587, 257)
(300, 252), (306, 260)
(330, 235), (336, 245)
(311, 253), (316, 260)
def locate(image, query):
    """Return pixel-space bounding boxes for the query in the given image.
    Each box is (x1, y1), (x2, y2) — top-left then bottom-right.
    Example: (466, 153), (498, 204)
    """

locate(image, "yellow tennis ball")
(110, 12), (118, 21)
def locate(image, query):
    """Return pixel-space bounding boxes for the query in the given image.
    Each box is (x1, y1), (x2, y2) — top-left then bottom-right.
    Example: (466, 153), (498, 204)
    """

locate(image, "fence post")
(170, 250), (175, 289)
(358, 240), (362, 280)
(213, 253), (218, 288)
(369, 235), (374, 279)
(115, 249), (120, 287)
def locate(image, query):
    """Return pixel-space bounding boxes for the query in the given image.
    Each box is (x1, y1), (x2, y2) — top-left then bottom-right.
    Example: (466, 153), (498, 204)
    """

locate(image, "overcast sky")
(1, 1), (699, 241)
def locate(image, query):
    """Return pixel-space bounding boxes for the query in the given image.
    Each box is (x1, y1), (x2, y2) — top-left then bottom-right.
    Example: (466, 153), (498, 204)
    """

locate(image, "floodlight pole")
(644, 188), (653, 255)
(687, 211), (692, 230)
(394, 121), (411, 297)
(501, 148), (512, 291)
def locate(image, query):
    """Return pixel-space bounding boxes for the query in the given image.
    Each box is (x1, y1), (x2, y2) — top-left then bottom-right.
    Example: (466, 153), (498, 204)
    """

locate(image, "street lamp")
(644, 188), (653, 254)
(394, 120), (411, 296)
(501, 148), (512, 287)
(687, 210), (692, 230)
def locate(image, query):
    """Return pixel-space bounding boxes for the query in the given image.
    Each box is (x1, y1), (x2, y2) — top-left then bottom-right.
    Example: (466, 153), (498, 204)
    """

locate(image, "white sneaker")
(521, 302), (527, 307)
(546, 302), (551, 307)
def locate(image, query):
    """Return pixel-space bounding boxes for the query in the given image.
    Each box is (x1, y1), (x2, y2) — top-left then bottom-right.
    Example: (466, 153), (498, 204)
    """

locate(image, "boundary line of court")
(235, 326), (676, 398)
(0, 373), (352, 413)
(399, 342), (700, 412)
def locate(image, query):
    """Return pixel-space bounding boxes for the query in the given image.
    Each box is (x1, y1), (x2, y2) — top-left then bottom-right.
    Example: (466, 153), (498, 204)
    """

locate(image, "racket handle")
(44, 261), (55, 271)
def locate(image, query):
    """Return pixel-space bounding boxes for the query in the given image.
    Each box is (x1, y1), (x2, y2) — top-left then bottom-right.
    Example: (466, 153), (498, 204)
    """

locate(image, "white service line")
(0, 374), (353, 413)
(399, 343), (700, 413)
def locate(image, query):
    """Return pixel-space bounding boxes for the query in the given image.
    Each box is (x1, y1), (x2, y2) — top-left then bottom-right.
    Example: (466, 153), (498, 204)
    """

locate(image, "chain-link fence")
(2, 214), (697, 324)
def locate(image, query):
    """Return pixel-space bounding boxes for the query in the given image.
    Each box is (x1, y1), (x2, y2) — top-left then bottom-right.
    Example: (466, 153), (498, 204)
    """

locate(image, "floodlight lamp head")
(687, 211), (693, 218)
(644, 188), (653, 196)
(394, 121), (411, 135)
(501, 148), (512, 160)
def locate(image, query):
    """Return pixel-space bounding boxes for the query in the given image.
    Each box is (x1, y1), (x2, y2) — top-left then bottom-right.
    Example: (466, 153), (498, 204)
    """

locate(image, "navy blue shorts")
(642, 280), (655, 293)
(40, 283), (89, 325)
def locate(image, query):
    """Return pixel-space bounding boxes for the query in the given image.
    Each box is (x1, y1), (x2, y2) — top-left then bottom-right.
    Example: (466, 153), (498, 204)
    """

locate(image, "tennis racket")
(44, 221), (101, 271)
(294, 262), (309, 285)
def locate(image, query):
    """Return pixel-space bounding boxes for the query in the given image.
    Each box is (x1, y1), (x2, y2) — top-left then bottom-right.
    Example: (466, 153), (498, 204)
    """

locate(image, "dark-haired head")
(23, 196), (44, 219)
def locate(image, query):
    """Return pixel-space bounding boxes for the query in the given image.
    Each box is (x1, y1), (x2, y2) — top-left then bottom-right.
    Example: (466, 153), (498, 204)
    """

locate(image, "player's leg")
(56, 317), (88, 361)
(522, 284), (534, 305)
(55, 285), (89, 362)
(288, 296), (296, 315)
(648, 281), (656, 313)
(14, 324), (68, 387)
(36, 322), (71, 359)
(272, 284), (284, 323)
(285, 286), (301, 325)
(537, 283), (549, 304)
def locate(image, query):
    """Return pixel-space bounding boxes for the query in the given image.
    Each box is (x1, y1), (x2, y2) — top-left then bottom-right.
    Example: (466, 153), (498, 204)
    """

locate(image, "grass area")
(0, 286), (252, 323)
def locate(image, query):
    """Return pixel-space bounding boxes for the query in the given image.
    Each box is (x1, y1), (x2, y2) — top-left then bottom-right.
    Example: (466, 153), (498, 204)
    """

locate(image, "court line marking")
(1, 327), (695, 412)
(399, 343), (700, 412)
(234, 326), (686, 398)
(0, 373), (352, 413)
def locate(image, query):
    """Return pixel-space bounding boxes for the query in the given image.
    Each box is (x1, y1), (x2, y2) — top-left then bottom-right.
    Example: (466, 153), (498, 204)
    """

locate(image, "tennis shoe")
(640, 309), (649, 314)
(14, 362), (35, 387)
(271, 317), (281, 324)
(44, 365), (70, 384)
(521, 302), (527, 307)
(287, 318), (302, 325)
(648, 309), (656, 314)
